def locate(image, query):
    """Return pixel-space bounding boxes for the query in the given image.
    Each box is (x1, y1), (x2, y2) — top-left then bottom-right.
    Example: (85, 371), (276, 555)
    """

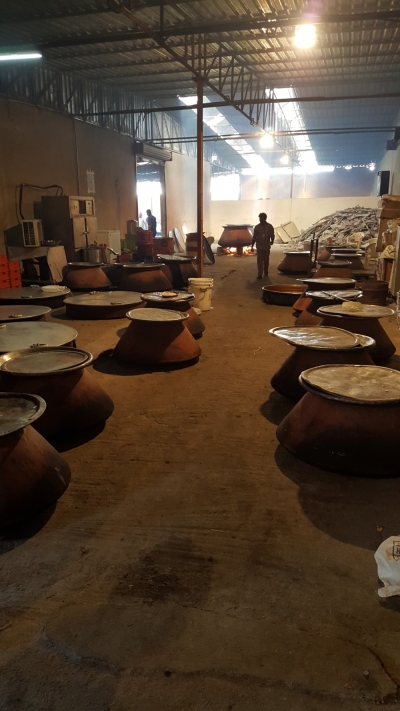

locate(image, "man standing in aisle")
(251, 212), (275, 279)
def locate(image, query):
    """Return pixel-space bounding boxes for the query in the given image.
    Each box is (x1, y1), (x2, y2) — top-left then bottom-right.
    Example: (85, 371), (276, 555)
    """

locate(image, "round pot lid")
(283, 251), (312, 256)
(332, 252), (362, 258)
(0, 347), (92, 375)
(0, 322), (78, 352)
(317, 304), (395, 319)
(0, 392), (46, 436)
(126, 307), (188, 322)
(263, 285), (305, 295)
(222, 224), (253, 228)
(203, 235), (215, 264)
(269, 326), (359, 349)
(67, 262), (106, 268)
(0, 287), (71, 301)
(156, 254), (194, 262)
(305, 290), (362, 300)
(121, 263), (163, 271)
(64, 291), (142, 306)
(141, 291), (194, 302)
(0, 305), (51, 321)
(299, 277), (356, 285)
(300, 364), (400, 404)
(317, 260), (351, 266)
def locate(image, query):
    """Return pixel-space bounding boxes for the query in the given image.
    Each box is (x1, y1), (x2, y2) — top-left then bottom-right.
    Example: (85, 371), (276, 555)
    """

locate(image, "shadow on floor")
(93, 349), (200, 376)
(260, 391), (294, 425)
(49, 422), (106, 453)
(274, 444), (400, 550)
(0, 504), (56, 554)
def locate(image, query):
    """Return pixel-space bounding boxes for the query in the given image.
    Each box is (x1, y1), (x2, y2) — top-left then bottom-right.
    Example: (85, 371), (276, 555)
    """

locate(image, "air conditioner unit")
(22, 219), (42, 247)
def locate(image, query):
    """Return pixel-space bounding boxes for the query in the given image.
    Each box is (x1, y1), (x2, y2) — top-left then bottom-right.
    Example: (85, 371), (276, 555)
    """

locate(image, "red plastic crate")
(0, 281), (11, 290)
(8, 263), (21, 273)
(0, 255), (7, 264)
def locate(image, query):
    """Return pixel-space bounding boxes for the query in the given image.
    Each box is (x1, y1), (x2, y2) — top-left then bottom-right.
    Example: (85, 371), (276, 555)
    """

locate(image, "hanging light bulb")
(280, 153), (290, 165)
(294, 24), (316, 49)
(260, 133), (274, 149)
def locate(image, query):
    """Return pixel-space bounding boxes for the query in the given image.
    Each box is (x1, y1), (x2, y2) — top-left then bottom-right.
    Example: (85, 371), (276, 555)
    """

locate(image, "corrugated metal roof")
(0, 0), (399, 166)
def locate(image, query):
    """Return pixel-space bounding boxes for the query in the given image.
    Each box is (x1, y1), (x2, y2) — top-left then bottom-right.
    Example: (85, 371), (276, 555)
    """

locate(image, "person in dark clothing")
(251, 212), (275, 279)
(146, 209), (157, 237)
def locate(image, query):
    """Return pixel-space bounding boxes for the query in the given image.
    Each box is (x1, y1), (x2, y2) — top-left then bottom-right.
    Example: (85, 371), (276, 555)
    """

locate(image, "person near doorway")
(138, 212), (147, 229)
(146, 209), (157, 237)
(251, 212), (275, 279)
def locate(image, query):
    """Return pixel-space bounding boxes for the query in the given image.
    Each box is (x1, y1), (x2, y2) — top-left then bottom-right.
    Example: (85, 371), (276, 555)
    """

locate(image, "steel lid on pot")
(0, 305), (51, 321)
(298, 277), (356, 286)
(0, 322), (78, 353)
(0, 347), (92, 376)
(126, 307), (189, 322)
(63, 291), (142, 306)
(305, 290), (362, 300)
(66, 262), (106, 268)
(0, 287), (71, 301)
(269, 326), (359, 349)
(121, 263), (165, 271)
(317, 304), (395, 319)
(156, 254), (194, 263)
(300, 364), (400, 404)
(0, 392), (46, 436)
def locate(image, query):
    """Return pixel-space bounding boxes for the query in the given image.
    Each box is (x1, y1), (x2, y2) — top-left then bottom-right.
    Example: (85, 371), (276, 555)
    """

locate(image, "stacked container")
(0, 256), (22, 289)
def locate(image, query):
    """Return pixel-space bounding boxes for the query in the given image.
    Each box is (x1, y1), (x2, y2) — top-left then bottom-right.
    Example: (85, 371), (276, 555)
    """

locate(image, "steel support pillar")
(196, 76), (204, 276)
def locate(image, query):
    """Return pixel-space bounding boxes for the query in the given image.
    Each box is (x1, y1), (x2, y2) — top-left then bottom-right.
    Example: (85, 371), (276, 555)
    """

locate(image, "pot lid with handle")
(300, 364), (400, 404)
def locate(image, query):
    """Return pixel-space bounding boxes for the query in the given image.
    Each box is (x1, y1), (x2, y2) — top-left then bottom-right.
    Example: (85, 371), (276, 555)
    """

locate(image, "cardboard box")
(377, 207), (400, 219)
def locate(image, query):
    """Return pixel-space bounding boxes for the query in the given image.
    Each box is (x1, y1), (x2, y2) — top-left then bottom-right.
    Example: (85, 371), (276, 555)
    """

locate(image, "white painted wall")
(165, 152), (211, 236)
(210, 196), (379, 238)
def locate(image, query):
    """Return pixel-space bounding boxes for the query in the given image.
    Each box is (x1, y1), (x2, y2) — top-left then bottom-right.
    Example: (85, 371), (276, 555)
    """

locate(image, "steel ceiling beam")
(42, 27), (400, 61)
(71, 49), (400, 82)
(19, 9), (400, 51)
(73, 92), (400, 117)
(48, 37), (400, 74)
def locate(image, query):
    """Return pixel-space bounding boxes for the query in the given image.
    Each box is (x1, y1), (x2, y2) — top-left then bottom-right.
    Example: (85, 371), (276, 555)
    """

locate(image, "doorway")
(136, 160), (166, 236)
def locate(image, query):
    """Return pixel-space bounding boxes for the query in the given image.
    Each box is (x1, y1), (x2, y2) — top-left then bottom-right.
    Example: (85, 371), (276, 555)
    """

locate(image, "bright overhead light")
(294, 24), (316, 49)
(0, 52), (42, 61)
(368, 163), (376, 171)
(344, 165), (352, 170)
(260, 133), (274, 148)
(280, 153), (290, 165)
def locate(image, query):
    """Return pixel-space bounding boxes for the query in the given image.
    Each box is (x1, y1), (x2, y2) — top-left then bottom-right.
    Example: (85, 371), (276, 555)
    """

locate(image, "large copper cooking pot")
(270, 327), (375, 401)
(114, 308), (201, 365)
(0, 347), (114, 438)
(118, 263), (172, 292)
(62, 263), (111, 291)
(0, 305), (51, 322)
(141, 291), (205, 339)
(277, 364), (400, 477)
(0, 393), (71, 527)
(317, 304), (396, 361)
(295, 290), (362, 326)
(277, 251), (313, 274)
(218, 225), (253, 248)
(63, 291), (143, 319)
(158, 254), (198, 289)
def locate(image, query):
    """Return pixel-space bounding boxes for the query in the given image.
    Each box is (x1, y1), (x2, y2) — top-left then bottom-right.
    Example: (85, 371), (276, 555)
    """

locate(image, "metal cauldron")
(0, 347), (114, 438)
(141, 291), (205, 339)
(114, 308), (201, 365)
(79, 246), (110, 264)
(277, 364), (400, 477)
(270, 326), (375, 401)
(62, 263), (112, 291)
(0, 393), (71, 526)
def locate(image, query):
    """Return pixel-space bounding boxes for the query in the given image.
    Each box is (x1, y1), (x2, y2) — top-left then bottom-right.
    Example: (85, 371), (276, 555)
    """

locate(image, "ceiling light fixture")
(260, 133), (274, 149)
(368, 163), (376, 171)
(0, 52), (42, 61)
(344, 165), (352, 170)
(294, 24), (316, 49)
(280, 153), (290, 165)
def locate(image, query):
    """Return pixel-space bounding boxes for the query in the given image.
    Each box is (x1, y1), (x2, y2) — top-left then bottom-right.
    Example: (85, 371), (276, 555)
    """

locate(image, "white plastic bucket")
(188, 278), (213, 311)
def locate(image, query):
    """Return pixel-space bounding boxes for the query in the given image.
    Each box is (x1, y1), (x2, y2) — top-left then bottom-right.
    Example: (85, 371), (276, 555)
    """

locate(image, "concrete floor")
(2, 247), (400, 710)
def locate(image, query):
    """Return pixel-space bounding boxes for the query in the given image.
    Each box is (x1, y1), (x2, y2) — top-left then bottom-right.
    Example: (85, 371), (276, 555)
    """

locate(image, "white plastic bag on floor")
(375, 537), (400, 597)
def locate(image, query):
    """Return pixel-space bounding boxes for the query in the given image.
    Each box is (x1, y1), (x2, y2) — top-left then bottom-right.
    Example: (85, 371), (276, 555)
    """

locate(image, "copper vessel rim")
(0, 392), (46, 436)
(299, 363), (400, 405)
(0, 347), (93, 376)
